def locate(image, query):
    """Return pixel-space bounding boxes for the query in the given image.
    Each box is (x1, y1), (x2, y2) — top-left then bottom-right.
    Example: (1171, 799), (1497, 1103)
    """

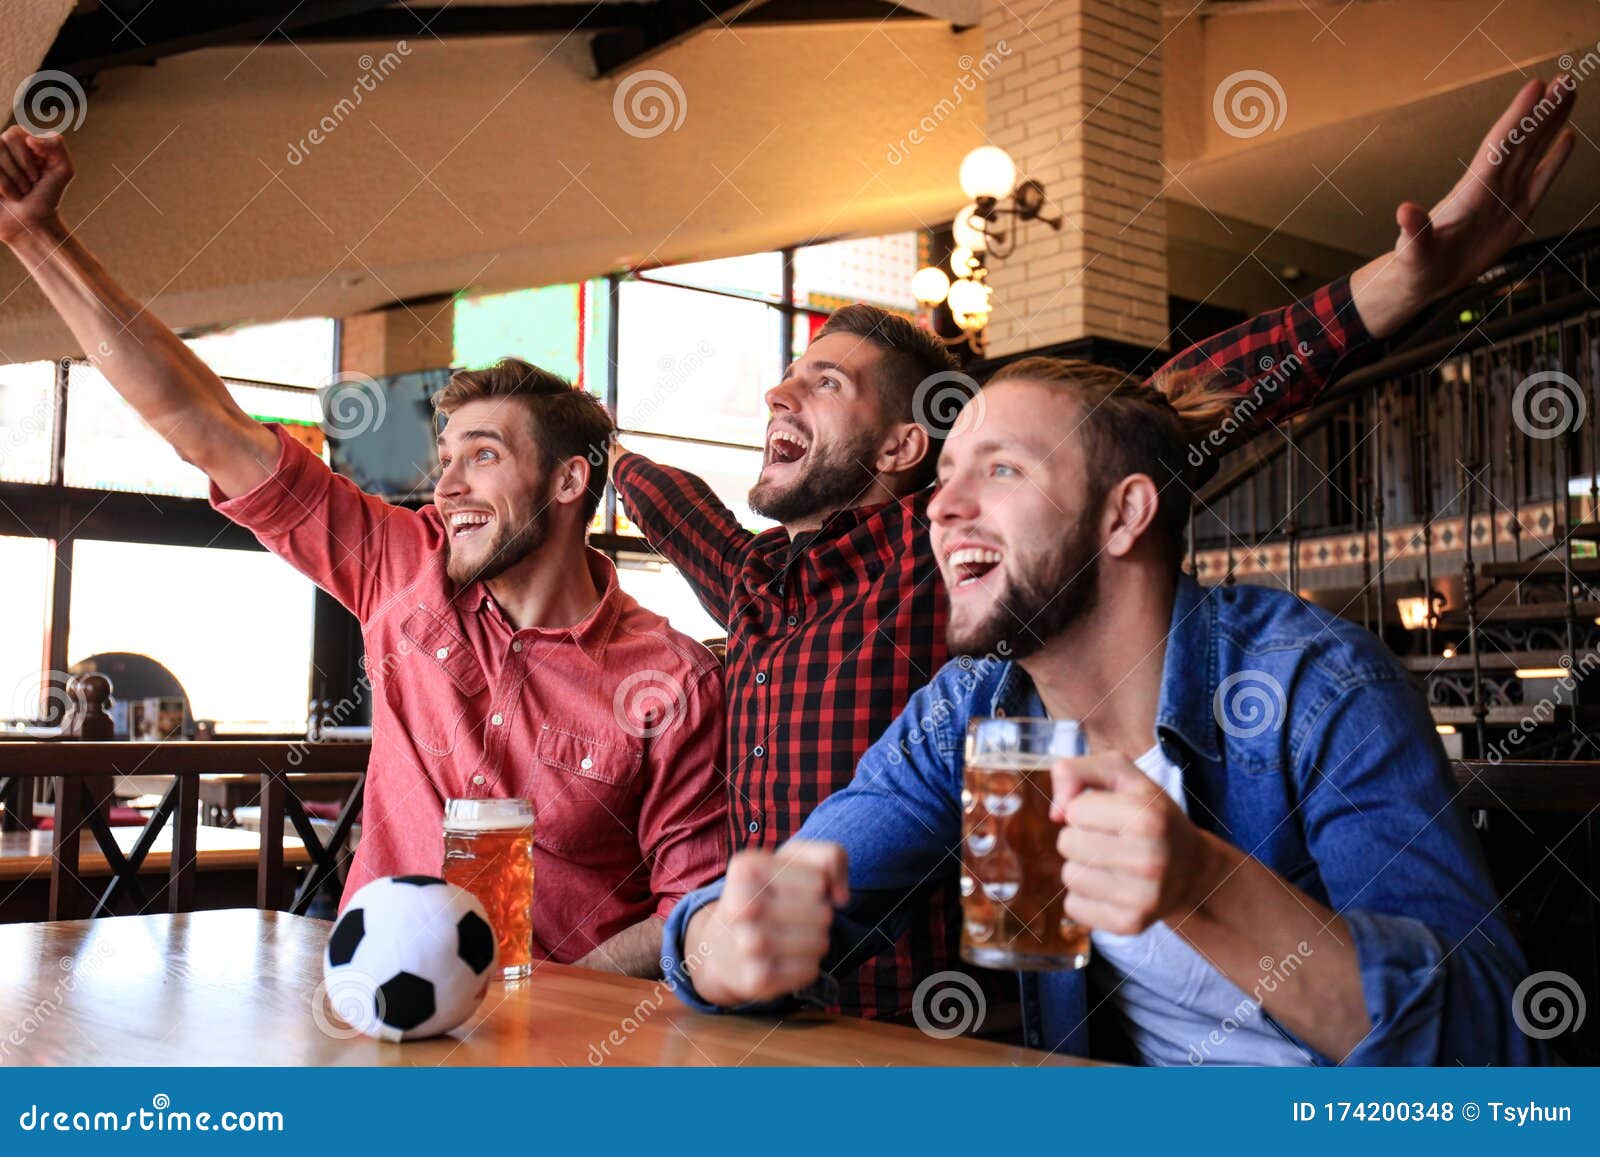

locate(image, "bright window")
(616, 279), (775, 447)
(0, 360), (55, 484)
(615, 557), (722, 641)
(67, 539), (316, 734)
(0, 536), (52, 727)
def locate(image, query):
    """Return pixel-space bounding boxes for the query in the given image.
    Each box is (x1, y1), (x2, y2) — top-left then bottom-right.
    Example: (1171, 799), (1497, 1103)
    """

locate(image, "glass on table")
(442, 797), (535, 980)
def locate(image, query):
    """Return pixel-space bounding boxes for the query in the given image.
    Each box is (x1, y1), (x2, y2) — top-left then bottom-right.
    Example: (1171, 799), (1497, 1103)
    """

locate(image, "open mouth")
(448, 510), (495, 541)
(946, 546), (1003, 590)
(766, 428), (809, 469)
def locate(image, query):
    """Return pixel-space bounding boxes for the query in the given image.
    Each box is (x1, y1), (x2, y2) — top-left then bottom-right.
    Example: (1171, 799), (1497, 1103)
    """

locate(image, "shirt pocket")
(385, 604), (489, 755)
(531, 725), (643, 858)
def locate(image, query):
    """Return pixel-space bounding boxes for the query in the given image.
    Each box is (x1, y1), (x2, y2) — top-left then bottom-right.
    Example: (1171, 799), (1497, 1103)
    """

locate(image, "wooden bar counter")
(0, 910), (1088, 1067)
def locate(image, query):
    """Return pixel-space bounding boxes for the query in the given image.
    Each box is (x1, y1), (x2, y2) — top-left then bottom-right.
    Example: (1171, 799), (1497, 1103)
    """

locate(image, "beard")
(947, 506), (1102, 662)
(748, 427), (883, 526)
(446, 505), (550, 587)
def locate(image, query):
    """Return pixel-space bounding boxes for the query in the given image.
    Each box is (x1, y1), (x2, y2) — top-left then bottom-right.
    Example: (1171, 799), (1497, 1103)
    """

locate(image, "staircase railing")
(1192, 230), (1600, 761)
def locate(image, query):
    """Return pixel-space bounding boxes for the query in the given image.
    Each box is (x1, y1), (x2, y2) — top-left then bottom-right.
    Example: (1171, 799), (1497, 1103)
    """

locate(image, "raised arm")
(1160, 74), (1575, 453)
(0, 127), (278, 498)
(611, 445), (755, 628)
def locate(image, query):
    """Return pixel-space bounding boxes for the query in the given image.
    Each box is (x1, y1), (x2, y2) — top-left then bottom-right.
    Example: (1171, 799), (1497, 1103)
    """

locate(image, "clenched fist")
(0, 126), (74, 246)
(683, 840), (849, 1006)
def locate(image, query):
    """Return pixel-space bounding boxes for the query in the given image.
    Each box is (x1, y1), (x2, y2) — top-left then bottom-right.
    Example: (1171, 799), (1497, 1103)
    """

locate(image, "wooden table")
(0, 910), (1089, 1067)
(0, 827), (310, 922)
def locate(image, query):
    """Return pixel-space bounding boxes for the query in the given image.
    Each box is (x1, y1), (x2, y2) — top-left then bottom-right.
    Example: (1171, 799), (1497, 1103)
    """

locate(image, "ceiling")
(0, 2), (985, 362)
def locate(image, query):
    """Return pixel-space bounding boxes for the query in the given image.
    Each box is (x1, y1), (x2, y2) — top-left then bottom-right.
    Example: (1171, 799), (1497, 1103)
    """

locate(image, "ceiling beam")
(42, 0), (402, 79)
(271, 4), (654, 42)
(590, 0), (777, 78)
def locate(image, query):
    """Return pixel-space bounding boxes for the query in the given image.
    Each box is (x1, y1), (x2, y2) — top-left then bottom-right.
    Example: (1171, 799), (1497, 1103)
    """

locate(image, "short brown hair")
(433, 358), (614, 521)
(984, 357), (1237, 568)
(815, 304), (965, 489)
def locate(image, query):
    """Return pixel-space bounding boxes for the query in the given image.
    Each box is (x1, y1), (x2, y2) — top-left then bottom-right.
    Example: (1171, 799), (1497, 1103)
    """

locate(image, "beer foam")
(443, 814), (534, 832)
(966, 753), (1060, 771)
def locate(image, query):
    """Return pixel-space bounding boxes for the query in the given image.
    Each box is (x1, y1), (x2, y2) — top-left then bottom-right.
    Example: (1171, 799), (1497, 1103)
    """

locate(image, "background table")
(0, 910), (1089, 1067)
(0, 828), (310, 922)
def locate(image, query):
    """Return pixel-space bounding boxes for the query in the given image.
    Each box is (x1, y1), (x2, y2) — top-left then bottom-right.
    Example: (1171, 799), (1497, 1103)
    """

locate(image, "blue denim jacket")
(664, 577), (1542, 1065)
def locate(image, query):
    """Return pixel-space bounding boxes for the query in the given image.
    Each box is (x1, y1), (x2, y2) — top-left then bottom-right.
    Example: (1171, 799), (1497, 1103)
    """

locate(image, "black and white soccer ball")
(321, 875), (497, 1041)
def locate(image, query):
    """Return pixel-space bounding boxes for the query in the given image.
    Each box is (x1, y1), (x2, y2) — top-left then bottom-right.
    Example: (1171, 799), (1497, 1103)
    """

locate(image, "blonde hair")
(983, 357), (1238, 566)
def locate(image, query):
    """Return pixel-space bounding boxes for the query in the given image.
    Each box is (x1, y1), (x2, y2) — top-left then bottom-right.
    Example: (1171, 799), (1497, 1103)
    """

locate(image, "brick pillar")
(982, 0), (1167, 357)
(338, 300), (455, 377)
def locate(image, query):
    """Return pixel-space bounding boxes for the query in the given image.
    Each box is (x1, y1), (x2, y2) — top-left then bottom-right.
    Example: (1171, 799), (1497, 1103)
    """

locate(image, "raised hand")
(0, 126), (74, 245)
(1354, 75), (1577, 338)
(683, 840), (849, 1006)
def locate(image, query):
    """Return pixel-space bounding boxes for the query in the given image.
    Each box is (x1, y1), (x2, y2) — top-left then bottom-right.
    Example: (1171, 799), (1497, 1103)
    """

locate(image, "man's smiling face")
(435, 397), (555, 587)
(748, 331), (894, 528)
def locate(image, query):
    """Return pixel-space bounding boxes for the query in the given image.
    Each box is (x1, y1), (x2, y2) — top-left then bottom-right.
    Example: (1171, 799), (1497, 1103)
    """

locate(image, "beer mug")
(442, 797), (535, 980)
(960, 718), (1090, 971)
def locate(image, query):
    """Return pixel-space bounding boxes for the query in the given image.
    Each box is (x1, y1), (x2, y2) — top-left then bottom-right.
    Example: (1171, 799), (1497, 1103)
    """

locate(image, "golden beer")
(961, 719), (1091, 971)
(442, 797), (535, 980)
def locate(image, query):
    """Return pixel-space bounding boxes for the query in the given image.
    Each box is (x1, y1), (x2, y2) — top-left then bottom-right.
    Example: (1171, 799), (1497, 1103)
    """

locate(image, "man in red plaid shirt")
(614, 79), (1572, 1022)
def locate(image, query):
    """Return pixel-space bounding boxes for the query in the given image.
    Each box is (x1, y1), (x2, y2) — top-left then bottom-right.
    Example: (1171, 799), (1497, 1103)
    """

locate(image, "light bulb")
(912, 265), (951, 306)
(946, 276), (990, 318)
(952, 202), (989, 252)
(949, 247), (979, 278)
(959, 146), (1017, 200)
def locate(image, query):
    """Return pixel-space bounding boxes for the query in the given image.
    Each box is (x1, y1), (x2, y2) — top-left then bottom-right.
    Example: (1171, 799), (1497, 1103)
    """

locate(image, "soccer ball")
(321, 875), (498, 1041)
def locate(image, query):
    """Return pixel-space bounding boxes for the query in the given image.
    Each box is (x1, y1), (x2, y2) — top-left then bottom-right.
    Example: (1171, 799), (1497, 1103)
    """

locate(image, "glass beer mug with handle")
(960, 718), (1091, 971)
(442, 797), (535, 980)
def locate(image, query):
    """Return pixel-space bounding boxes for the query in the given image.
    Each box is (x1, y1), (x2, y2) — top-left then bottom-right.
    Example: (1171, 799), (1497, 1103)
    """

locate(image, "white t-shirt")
(1084, 745), (1316, 1066)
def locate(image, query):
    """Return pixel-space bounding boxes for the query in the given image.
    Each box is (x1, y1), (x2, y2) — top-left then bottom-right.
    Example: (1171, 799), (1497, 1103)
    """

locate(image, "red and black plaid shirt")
(613, 276), (1373, 1019)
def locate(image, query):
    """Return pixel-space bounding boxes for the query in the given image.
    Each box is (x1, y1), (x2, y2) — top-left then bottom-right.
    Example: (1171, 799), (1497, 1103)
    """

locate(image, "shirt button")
(752, 745), (765, 758)
(512, 640), (523, 653)
(747, 819), (760, 834)
(491, 713), (504, 726)
(580, 756), (593, 769)
(754, 672), (767, 685)
(786, 615), (797, 628)
(472, 774), (485, 786)
(435, 647), (450, 660)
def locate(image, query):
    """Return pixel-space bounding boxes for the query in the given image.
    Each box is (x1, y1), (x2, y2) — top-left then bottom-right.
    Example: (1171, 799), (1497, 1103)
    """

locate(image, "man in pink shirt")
(0, 129), (727, 977)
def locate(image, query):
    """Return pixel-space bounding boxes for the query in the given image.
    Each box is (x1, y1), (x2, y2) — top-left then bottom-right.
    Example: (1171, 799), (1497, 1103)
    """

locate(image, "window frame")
(5, 235), (926, 733)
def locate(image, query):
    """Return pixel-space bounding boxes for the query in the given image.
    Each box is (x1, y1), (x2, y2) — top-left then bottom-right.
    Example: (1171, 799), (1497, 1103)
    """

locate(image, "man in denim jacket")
(661, 356), (1541, 1066)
